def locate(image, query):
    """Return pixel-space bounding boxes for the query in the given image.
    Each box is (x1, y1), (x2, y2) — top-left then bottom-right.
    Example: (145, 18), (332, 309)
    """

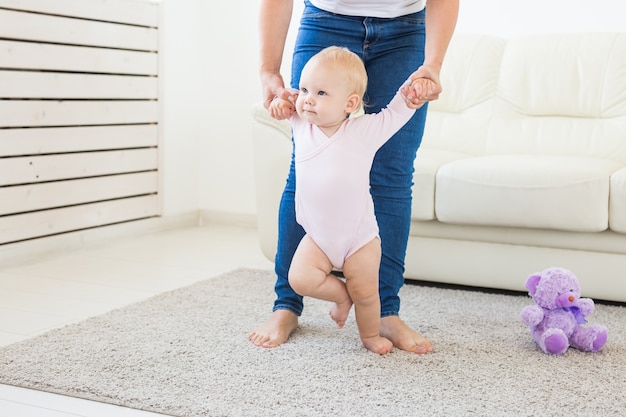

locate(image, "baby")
(269, 46), (425, 354)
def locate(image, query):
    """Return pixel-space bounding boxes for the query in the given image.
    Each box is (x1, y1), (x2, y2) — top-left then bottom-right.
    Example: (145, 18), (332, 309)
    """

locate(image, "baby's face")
(296, 60), (353, 129)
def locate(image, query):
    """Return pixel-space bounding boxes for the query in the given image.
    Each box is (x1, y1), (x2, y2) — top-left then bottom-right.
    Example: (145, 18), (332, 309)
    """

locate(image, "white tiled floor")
(0, 222), (274, 416)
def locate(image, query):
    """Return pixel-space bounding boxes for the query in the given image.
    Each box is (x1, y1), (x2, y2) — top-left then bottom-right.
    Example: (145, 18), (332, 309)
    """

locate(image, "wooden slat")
(0, 40), (158, 75)
(0, 100), (158, 128)
(0, 195), (160, 245)
(0, 70), (157, 99)
(0, 172), (158, 215)
(0, 125), (158, 156)
(0, 149), (158, 186)
(0, 0), (161, 246)
(0, 0), (159, 27)
(0, 9), (158, 51)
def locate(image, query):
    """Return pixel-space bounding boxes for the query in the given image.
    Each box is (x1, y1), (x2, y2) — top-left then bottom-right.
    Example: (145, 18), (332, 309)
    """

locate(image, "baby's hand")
(402, 78), (437, 110)
(269, 96), (295, 120)
(268, 88), (299, 120)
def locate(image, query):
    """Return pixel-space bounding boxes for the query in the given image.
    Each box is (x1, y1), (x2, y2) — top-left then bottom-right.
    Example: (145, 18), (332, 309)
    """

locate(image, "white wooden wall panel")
(0, 41), (158, 75)
(1, 149), (158, 186)
(0, 0), (159, 245)
(0, 125), (158, 156)
(0, 196), (160, 244)
(0, 172), (158, 215)
(0, 101), (158, 128)
(0, 9), (158, 51)
(0, 0), (159, 27)
(0, 71), (158, 99)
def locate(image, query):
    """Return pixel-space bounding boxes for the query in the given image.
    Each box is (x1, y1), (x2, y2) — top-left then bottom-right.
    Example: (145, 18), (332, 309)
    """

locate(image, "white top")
(309, 0), (426, 19)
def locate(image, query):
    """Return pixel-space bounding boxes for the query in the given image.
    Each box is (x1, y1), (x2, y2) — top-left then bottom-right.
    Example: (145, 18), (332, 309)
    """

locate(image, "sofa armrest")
(251, 102), (292, 261)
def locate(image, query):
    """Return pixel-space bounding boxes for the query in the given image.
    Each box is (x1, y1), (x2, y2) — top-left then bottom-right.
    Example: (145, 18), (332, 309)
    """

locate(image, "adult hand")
(404, 64), (443, 109)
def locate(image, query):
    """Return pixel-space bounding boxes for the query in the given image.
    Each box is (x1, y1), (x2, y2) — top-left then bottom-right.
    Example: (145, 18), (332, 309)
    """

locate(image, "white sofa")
(251, 33), (626, 303)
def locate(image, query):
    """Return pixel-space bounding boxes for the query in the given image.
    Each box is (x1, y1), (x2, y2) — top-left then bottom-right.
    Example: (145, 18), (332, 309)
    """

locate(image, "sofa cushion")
(414, 34), (506, 222)
(610, 167), (626, 233)
(434, 155), (623, 232)
(422, 34), (505, 155)
(428, 34), (505, 115)
(498, 33), (626, 119)
(412, 148), (470, 220)
(486, 33), (626, 161)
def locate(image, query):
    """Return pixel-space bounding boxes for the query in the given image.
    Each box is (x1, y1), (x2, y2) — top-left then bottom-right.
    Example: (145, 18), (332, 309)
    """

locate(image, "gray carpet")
(0, 268), (625, 417)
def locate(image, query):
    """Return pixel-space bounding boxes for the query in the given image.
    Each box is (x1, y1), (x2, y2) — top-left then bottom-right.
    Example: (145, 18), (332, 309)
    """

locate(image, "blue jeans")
(273, 1), (428, 317)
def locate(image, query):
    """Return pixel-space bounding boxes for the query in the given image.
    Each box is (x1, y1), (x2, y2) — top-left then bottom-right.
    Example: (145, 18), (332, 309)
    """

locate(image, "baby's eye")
(317, 90), (327, 96)
(300, 87), (308, 94)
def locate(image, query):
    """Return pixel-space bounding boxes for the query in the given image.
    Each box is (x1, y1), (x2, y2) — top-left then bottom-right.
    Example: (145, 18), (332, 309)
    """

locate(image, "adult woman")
(249, 0), (459, 353)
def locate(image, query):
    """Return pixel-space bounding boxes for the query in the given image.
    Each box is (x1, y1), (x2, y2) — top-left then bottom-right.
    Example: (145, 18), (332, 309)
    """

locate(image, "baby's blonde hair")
(307, 46), (367, 115)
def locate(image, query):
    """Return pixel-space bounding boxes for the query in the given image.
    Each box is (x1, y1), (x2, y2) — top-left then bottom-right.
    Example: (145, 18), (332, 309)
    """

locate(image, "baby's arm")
(352, 83), (416, 149)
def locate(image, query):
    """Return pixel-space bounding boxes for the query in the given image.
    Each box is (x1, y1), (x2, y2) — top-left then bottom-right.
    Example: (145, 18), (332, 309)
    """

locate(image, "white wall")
(158, 0), (626, 219)
(159, 0), (202, 216)
(456, 0), (626, 37)
(159, 0), (297, 218)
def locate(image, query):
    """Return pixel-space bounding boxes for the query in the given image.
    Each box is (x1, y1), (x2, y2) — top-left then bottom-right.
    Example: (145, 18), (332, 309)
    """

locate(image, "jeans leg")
(372, 106), (428, 316)
(361, 12), (427, 317)
(273, 152), (305, 315)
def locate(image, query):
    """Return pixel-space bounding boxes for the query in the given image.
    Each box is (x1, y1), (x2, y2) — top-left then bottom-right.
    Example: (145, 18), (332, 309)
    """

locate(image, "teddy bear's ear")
(525, 273), (542, 296)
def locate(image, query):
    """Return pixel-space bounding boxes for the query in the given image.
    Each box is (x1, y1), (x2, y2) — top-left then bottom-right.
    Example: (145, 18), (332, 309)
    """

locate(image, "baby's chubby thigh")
(343, 237), (382, 301)
(288, 234), (335, 295)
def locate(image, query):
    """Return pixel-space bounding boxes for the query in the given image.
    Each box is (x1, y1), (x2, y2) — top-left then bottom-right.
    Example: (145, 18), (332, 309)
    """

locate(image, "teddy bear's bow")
(563, 306), (586, 324)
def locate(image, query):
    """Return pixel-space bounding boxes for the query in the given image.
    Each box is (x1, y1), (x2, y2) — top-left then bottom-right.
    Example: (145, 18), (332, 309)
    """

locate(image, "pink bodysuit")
(292, 89), (415, 269)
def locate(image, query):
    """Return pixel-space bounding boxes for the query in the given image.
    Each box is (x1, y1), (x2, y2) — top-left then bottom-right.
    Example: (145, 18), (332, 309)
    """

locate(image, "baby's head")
(297, 46), (367, 122)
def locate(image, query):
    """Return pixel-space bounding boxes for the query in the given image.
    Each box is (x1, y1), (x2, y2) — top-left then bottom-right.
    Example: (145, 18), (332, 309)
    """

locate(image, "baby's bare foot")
(380, 316), (433, 354)
(329, 297), (353, 328)
(248, 309), (298, 348)
(362, 335), (393, 355)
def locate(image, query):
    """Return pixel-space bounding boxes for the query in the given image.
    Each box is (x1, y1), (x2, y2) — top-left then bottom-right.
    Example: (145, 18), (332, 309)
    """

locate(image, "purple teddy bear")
(520, 267), (607, 355)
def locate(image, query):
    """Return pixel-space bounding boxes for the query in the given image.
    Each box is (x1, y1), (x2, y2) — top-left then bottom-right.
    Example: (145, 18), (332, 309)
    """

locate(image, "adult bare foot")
(380, 316), (433, 354)
(362, 335), (393, 355)
(248, 309), (298, 348)
(329, 297), (353, 328)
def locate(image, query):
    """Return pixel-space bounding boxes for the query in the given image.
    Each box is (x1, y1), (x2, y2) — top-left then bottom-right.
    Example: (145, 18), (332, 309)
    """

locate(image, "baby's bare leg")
(343, 238), (392, 355)
(289, 235), (352, 328)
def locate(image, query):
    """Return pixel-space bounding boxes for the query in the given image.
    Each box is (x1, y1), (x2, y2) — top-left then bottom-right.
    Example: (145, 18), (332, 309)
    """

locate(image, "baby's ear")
(345, 93), (361, 114)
